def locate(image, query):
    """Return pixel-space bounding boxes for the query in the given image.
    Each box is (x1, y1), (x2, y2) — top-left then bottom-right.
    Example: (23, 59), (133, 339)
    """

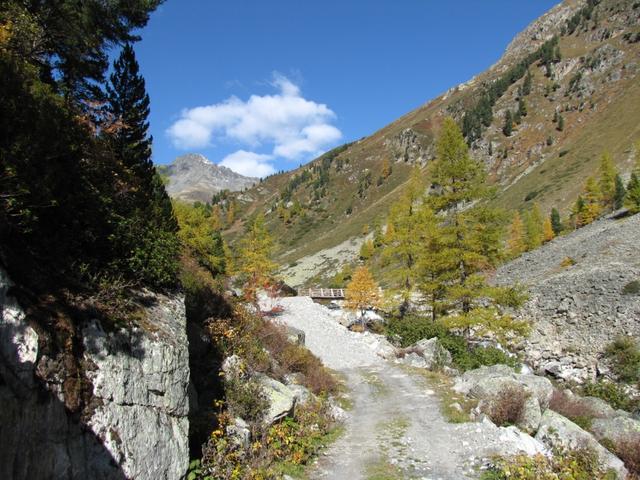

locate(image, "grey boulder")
(535, 410), (628, 479)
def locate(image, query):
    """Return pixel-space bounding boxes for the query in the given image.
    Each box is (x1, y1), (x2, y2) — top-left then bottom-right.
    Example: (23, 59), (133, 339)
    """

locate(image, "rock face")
(590, 416), (640, 445)
(455, 365), (554, 409)
(162, 153), (257, 203)
(494, 214), (640, 383)
(535, 410), (628, 479)
(0, 268), (190, 480)
(384, 128), (432, 165)
(398, 337), (452, 370)
(454, 365), (553, 434)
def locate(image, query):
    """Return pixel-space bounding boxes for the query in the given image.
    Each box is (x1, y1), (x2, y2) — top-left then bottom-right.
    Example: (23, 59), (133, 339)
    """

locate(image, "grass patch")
(362, 370), (390, 397)
(272, 424), (345, 479)
(376, 415), (410, 440)
(365, 457), (405, 480)
(403, 366), (477, 423)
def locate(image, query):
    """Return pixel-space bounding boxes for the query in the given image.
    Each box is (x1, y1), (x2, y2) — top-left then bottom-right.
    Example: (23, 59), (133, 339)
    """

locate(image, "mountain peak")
(162, 154), (257, 203)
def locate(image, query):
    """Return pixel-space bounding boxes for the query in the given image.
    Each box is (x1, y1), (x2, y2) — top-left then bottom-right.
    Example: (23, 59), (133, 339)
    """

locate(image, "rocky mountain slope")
(229, 0), (640, 284)
(160, 153), (257, 203)
(494, 212), (640, 383)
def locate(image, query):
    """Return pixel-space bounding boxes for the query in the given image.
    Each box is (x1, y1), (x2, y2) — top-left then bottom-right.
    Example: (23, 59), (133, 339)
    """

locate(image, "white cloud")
(166, 73), (342, 161)
(219, 150), (275, 178)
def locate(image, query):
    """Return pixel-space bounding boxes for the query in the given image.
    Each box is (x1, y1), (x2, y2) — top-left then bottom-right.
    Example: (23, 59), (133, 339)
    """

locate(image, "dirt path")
(273, 297), (544, 480)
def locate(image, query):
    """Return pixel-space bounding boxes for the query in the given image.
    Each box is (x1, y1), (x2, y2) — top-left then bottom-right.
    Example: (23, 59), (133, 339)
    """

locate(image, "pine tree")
(522, 70), (533, 96)
(625, 173), (640, 214)
(550, 208), (563, 235)
(614, 174), (626, 210)
(524, 203), (544, 250)
(513, 108), (522, 125)
(503, 110), (513, 136)
(598, 152), (617, 211)
(345, 266), (381, 322)
(106, 43), (179, 286)
(557, 114), (564, 132)
(518, 97), (528, 117)
(571, 196), (586, 228)
(507, 212), (526, 257)
(543, 217), (555, 243)
(107, 44), (153, 178)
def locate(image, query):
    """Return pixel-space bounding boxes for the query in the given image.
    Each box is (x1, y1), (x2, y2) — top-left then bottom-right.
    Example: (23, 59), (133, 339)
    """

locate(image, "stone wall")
(0, 268), (190, 479)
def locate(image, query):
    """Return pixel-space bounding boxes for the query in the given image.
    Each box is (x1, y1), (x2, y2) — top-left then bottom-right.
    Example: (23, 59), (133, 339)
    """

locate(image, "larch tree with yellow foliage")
(524, 203), (544, 251)
(424, 118), (527, 338)
(598, 152), (617, 211)
(507, 211), (526, 257)
(574, 177), (602, 227)
(236, 214), (277, 304)
(381, 158), (392, 179)
(543, 216), (555, 243)
(173, 201), (226, 275)
(382, 168), (425, 284)
(345, 266), (381, 322)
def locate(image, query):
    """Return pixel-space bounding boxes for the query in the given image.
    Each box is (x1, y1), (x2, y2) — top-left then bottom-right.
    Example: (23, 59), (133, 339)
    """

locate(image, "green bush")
(386, 315), (519, 372)
(224, 376), (269, 424)
(622, 280), (640, 295)
(386, 315), (448, 347)
(582, 380), (639, 413)
(604, 336), (640, 384)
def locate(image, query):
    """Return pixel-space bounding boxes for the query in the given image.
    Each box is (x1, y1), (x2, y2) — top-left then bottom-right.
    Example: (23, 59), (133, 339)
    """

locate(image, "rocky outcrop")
(397, 337), (452, 370)
(455, 365), (554, 410)
(384, 128), (432, 165)
(494, 214), (640, 383)
(256, 374), (297, 424)
(0, 268), (190, 480)
(454, 365), (553, 433)
(535, 410), (628, 479)
(590, 416), (640, 445)
(501, 1), (583, 66)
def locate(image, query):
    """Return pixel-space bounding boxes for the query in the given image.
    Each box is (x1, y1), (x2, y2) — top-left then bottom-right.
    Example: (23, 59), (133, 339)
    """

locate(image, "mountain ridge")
(159, 153), (257, 203)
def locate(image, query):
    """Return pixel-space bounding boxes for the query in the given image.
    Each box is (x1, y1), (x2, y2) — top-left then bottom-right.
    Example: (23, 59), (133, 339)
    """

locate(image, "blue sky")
(135, 0), (558, 176)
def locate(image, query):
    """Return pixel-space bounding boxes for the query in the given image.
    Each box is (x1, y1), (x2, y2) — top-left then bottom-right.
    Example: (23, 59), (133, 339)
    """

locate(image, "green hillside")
(227, 0), (640, 285)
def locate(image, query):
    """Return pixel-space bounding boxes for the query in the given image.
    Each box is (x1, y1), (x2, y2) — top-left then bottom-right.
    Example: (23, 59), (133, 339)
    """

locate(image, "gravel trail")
(274, 297), (545, 480)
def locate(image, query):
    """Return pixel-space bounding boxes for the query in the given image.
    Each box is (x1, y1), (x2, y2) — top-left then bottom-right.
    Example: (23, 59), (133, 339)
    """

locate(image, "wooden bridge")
(297, 288), (345, 299)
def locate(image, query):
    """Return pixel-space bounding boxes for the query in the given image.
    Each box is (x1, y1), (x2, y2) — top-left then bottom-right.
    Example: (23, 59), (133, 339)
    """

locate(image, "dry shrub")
(612, 433), (640, 478)
(549, 389), (598, 430)
(484, 385), (529, 426)
(349, 324), (365, 333)
(258, 320), (338, 396)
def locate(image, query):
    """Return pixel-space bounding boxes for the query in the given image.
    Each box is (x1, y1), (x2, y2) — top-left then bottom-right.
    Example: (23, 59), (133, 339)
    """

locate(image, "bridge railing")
(297, 288), (345, 299)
